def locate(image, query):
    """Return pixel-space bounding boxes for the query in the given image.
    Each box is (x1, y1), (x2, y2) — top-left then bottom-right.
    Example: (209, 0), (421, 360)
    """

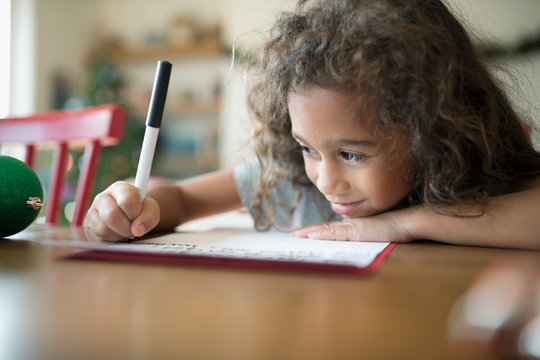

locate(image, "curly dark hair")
(246, 0), (540, 229)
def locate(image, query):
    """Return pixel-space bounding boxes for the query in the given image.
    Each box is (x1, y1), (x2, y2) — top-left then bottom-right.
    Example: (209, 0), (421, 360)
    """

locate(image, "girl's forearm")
(146, 183), (185, 231)
(147, 170), (244, 231)
(405, 187), (540, 250)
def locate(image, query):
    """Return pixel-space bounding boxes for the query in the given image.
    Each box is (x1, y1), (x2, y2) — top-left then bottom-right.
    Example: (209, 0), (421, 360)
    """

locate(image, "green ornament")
(0, 155), (44, 237)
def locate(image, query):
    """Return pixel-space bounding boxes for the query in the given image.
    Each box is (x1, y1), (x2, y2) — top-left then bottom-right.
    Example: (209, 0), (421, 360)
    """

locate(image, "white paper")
(122, 229), (391, 267)
(32, 211), (391, 269)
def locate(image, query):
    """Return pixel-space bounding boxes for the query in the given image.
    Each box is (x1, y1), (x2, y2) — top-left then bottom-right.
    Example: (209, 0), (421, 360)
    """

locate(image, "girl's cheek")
(303, 159), (317, 185)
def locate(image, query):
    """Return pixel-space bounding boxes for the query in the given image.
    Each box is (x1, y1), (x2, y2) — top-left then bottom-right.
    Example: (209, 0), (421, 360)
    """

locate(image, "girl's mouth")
(330, 200), (365, 215)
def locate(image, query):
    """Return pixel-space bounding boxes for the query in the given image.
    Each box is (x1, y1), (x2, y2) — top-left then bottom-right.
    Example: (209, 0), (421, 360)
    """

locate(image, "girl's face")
(288, 87), (411, 218)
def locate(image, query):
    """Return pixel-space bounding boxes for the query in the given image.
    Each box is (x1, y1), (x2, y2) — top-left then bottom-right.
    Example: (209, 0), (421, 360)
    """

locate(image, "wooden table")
(1, 224), (529, 360)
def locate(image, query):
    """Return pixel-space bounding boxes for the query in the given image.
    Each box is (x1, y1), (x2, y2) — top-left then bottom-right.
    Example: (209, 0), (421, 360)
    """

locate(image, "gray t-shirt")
(234, 159), (341, 231)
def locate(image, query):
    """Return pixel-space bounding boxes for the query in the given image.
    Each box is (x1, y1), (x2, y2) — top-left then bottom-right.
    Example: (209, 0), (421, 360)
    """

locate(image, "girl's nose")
(315, 161), (350, 196)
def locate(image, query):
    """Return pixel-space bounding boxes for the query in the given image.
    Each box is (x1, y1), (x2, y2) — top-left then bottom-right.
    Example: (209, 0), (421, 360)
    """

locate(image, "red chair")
(0, 104), (126, 225)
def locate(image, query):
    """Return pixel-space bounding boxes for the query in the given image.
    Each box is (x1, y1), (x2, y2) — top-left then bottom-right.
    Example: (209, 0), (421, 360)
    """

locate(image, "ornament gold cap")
(26, 197), (45, 211)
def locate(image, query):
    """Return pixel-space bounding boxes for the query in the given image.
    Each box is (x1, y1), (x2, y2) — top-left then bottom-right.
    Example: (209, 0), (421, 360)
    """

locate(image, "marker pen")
(130, 60), (172, 241)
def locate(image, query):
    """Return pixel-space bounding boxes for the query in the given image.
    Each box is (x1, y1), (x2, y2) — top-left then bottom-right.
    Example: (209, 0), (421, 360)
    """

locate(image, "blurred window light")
(0, 0), (10, 118)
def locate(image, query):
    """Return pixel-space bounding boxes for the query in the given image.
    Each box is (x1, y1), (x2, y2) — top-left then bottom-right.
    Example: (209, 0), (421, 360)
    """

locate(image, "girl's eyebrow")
(291, 132), (375, 148)
(338, 139), (376, 147)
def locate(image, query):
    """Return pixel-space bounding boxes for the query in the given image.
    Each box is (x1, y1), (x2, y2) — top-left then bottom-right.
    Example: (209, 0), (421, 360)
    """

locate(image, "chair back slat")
(46, 142), (68, 224)
(25, 144), (35, 168)
(73, 140), (102, 225)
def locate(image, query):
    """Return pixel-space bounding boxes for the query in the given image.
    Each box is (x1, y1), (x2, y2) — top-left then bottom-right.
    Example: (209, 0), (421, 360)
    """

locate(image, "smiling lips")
(330, 200), (365, 215)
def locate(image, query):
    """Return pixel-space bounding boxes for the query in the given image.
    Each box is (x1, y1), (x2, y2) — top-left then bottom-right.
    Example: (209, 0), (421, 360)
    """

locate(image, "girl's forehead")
(287, 86), (409, 154)
(287, 87), (377, 132)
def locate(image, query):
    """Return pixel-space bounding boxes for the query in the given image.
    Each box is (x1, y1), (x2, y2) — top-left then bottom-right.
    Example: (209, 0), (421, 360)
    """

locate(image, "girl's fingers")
(84, 181), (144, 242)
(94, 192), (134, 239)
(131, 197), (161, 237)
(292, 216), (411, 243)
(293, 221), (355, 241)
(108, 181), (143, 221)
(84, 205), (128, 242)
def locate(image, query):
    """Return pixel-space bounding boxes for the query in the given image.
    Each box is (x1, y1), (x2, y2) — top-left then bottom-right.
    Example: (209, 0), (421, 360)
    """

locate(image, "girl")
(85, 0), (540, 249)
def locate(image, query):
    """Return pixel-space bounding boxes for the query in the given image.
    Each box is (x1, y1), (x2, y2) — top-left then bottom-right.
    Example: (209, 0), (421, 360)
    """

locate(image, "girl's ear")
(522, 123), (531, 139)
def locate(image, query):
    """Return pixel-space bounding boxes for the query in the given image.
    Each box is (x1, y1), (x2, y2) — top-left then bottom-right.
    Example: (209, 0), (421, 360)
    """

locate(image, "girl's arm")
(407, 183), (540, 249)
(293, 175), (540, 250)
(148, 170), (244, 231)
(84, 170), (243, 242)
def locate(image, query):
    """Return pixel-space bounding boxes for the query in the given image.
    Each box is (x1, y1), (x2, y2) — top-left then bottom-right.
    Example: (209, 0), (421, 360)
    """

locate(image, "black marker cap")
(146, 60), (172, 128)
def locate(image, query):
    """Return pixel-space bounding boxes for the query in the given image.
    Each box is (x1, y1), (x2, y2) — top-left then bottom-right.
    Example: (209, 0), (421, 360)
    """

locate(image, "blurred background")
(1, 0), (540, 223)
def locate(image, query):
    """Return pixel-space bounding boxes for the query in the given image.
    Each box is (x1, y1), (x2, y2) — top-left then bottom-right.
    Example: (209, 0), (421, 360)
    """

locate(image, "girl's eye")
(297, 144), (315, 155)
(340, 151), (364, 162)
